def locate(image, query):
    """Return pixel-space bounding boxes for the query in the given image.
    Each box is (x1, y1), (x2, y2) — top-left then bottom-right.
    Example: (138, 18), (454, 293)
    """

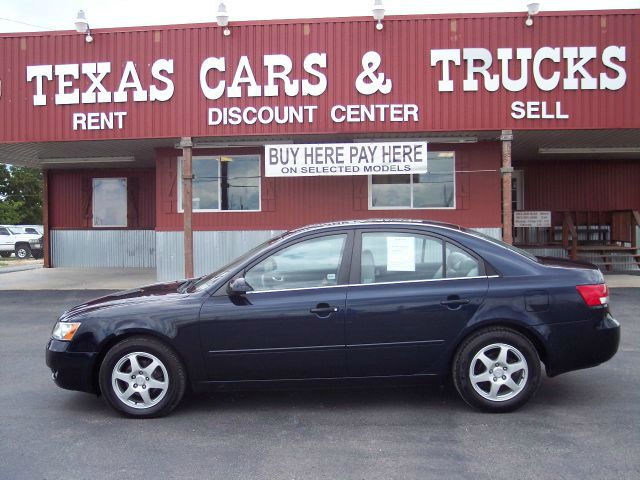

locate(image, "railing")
(514, 210), (639, 254)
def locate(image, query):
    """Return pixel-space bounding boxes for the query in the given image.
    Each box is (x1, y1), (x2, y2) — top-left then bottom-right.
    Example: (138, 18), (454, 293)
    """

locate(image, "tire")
(0, 252), (10, 258)
(31, 251), (43, 260)
(98, 336), (187, 418)
(452, 327), (541, 413)
(15, 245), (31, 259)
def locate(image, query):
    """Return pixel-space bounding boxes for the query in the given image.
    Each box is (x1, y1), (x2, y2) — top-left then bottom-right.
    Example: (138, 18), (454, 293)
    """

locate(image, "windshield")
(192, 234), (287, 292)
(462, 228), (539, 263)
(7, 227), (24, 234)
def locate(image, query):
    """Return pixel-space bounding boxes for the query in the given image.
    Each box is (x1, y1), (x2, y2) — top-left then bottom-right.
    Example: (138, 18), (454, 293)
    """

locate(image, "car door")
(345, 229), (489, 377)
(0, 227), (12, 249)
(198, 231), (352, 381)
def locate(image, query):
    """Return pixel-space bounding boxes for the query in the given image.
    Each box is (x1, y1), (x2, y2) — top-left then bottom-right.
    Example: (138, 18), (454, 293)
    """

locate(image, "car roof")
(284, 219), (464, 237)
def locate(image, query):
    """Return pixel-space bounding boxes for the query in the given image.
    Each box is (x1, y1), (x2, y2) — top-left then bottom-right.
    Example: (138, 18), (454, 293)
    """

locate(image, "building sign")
(514, 211), (552, 228)
(1, 12), (637, 143)
(265, 142), (428, 177)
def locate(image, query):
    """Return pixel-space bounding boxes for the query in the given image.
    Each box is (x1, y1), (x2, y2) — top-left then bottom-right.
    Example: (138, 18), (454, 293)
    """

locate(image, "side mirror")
(227, 277), (253, 295)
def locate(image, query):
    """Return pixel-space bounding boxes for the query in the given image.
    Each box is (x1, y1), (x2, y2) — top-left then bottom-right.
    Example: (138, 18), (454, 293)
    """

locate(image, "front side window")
(245, 234), (347, 291)
(369, 151), (455, 209)
(179, 155), (261, 212)
(93, 178), (127, 228)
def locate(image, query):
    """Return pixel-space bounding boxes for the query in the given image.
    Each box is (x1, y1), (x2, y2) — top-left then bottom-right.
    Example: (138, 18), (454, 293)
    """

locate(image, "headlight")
(52, 322), (81, 341)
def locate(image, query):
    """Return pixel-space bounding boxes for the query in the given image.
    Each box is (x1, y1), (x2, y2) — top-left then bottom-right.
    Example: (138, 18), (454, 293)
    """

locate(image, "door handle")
(440, 298), (470, 309)
(310, 304), (339, 316)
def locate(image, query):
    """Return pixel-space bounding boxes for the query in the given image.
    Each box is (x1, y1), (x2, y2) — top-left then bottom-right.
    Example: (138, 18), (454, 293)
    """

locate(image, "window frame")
(177, 154), (262, 213)
(367, 151), (456, 210)
(92, 177), (128, 228)
(350, 228), (486, 286)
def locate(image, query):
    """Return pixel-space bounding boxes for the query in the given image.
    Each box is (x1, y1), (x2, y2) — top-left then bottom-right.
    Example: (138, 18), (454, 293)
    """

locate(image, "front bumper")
(533, 313), (620, 377)
(46, 338), (98, 393)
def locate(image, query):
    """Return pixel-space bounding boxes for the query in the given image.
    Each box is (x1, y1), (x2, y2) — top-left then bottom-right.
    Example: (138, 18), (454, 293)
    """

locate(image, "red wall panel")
(156, 142), (501, 231)
(0, 10), (638, 143)
(519, 159), (640, 211)
(49, 168), (156, 229)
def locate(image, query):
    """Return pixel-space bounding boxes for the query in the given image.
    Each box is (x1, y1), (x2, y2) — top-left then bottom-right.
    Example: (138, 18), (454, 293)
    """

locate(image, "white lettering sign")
(265, 142), (428, 177)
(514, 211), (552, 228)
(430, 46), (627, 92)
(387, 236), (416, 272)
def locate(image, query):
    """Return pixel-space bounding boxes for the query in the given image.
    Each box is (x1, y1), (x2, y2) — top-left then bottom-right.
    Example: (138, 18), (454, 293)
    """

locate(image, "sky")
(0, 0), (638, 33)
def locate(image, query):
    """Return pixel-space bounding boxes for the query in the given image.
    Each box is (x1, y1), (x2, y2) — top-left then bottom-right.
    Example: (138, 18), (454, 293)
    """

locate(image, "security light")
(216, 2), (231, 36)
(525, 3), (540, 27)
(74, 10), (93, 43)
(372, 0), (385, 31)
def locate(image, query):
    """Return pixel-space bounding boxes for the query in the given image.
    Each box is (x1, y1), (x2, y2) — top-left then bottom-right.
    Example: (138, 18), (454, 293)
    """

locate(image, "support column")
(180, 137), (194, 278)
(43, 169), (51, 268)
(500, 130), (514, 244)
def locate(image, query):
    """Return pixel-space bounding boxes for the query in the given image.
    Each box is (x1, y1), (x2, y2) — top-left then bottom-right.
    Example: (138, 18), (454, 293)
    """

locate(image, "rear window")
(462, 228), (538, 263)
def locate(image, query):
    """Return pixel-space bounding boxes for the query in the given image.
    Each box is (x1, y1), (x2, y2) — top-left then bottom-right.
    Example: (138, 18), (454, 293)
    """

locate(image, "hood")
(60, 280), (189, 320)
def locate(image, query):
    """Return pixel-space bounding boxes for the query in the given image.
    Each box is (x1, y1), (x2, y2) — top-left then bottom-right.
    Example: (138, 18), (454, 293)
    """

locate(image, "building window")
(369, 151), (455, 209)
(178, 155), (261, 212)
(92, 178), (127, 228)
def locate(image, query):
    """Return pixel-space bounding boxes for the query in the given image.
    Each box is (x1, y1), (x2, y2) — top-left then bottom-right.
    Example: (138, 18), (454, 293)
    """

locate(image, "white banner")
(264, 141), (428, 177)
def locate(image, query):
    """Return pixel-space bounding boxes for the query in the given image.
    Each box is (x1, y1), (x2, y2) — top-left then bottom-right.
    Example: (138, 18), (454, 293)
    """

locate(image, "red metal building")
(0, 9), (638, 279)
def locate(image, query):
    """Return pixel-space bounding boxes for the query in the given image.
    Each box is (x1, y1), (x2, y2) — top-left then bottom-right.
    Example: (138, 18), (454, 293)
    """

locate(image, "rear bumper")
(533, 313), (620, 377)
(46, 339), (97, 393)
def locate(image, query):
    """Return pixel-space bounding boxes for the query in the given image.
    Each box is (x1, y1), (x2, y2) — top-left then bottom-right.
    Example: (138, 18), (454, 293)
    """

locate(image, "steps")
(572, 245), (640, 272)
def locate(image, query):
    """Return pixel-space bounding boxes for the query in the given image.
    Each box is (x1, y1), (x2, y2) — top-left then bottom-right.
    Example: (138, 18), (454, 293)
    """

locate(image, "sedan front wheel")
(99, 336), (187, 418)
(453, 327), (541, 413)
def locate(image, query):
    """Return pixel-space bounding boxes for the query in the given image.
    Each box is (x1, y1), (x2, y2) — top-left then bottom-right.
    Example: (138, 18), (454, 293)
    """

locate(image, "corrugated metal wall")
(520, 160), (640, 211)
(51, 230), (156, 267)
(156, 227), (501, 281)
(157, 230), (284, 281)
(1, 11), (638, 143)
(156, 142), (503, 231)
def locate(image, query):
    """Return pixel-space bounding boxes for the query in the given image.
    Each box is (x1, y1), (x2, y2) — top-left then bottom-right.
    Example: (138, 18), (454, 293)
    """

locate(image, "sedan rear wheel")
(453, 327), (541, 413)
(99, 336), (186, 418)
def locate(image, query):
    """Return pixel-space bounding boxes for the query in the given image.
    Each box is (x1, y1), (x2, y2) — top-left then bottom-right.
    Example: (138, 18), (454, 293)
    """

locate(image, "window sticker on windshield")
(386, 236), (415, 272)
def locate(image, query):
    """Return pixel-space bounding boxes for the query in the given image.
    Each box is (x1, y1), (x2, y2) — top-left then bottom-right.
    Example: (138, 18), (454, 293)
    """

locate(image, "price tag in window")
(386, 237), (415, 272)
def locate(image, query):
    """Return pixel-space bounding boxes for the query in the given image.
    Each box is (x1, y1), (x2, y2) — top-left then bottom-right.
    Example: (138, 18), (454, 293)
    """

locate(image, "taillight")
(576, 284), (609, 307)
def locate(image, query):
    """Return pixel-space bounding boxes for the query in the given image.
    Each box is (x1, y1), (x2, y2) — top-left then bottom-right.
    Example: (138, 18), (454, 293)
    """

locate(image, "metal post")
(500, 130), (514, 244)
(180, 137), (194, 278)
(43, 169), (51, 268)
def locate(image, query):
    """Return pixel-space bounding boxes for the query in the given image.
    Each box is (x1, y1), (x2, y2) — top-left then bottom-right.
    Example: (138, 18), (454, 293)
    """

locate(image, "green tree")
(0, 164), (42, 224)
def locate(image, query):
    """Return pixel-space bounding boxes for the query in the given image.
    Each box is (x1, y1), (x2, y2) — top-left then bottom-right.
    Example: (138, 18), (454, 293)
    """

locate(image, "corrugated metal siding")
(51, 230), (156, 267)
(157, 230), (283, 281)
(520, 160), (640, 211)
(1, 11), (638, 143)
(156, 142), (503, 231)
(49, 169), (155, 228)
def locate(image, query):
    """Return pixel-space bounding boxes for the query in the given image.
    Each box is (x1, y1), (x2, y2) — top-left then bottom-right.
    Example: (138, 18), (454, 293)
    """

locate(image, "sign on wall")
(514, 211), (551, 228)
(264, 141), (428, 177)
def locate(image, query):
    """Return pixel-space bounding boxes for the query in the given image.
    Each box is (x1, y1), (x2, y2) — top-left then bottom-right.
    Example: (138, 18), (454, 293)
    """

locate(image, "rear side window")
(360, 232), (444, 284)
(445, 242), (480, 278)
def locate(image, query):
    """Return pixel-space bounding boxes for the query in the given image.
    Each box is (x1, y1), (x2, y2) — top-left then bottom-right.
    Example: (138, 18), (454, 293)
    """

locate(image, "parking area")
(0, 288), (637, 479)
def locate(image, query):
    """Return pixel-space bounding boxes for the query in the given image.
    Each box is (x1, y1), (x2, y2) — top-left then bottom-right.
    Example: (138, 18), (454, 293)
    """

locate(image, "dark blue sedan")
(46, 220), (620, 417)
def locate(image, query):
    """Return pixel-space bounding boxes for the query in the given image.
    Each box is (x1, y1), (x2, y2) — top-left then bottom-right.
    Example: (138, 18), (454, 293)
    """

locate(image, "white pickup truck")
(0, 225), (42, 259)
